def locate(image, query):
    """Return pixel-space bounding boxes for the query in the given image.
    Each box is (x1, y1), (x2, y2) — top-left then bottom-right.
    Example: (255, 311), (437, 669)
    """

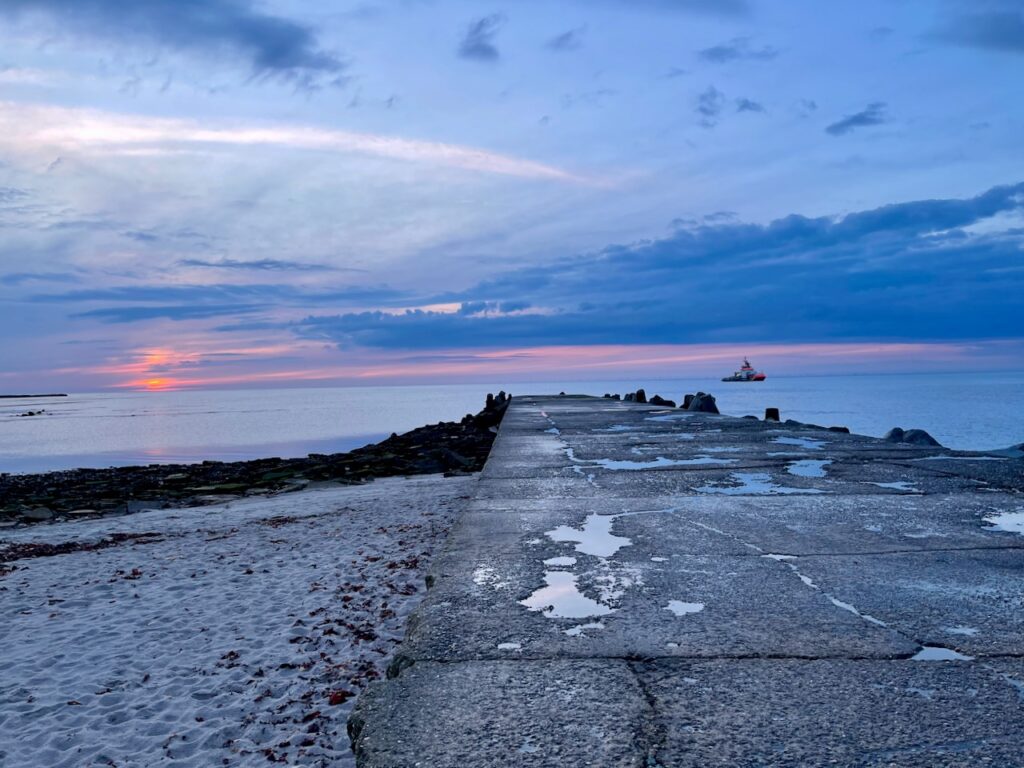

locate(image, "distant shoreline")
(0, 394), (67, 399)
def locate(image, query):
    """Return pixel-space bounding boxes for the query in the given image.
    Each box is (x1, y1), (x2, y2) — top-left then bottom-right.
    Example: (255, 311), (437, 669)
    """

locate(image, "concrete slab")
(641, 658), (1024, 767)
(349, 660), (650, 768)
(352, 395), (1024, 767)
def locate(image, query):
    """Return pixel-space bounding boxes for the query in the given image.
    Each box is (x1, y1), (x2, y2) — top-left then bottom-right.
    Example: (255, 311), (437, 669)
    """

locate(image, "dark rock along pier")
(350, 395), (1024, 767)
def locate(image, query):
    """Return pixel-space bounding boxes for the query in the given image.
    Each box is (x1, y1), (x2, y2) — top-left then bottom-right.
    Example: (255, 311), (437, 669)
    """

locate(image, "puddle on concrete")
(547, 514), (632, 558)
(868, 481), (919, 492)
(590, 456), (737, 470)
(912, 646), (975, 662)
(696, 472), (824, 495)
(564, 621), (605, 637)
(983, 511), (1024, 536)
(786, 459), (832, 478)
(916, 455), (1008, 462)
(651, 556), (667, 562)
(645, 413), (693, 422)
(665, 600), (705, 616)
(497, 642), (522, 651)
(593, 425), (635, 432)
(768, 451), (806, 458)
(520, 571), (614, 619)
(762, 553), (796, 561)
(945, 626), (980, 637)
(828, 596), (887, 626)
(545, 427), (561, 435)
(472, 566), (507, 589)
(543, 556), (578, 567)
(772, 436), (826, 450)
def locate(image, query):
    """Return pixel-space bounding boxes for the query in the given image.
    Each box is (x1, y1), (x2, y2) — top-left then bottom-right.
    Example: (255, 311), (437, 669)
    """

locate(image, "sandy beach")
(0, 475), (470, 767)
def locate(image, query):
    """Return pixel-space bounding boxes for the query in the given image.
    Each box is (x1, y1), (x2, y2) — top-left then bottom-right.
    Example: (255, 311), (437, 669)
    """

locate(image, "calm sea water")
(2, 372), (1022, 474)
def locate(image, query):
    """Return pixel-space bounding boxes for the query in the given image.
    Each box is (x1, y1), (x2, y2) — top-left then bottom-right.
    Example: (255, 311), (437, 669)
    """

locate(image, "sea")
(2, 372), (1023, 474)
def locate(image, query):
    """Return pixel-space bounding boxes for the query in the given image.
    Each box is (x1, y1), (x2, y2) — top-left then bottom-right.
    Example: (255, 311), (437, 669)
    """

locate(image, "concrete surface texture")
(350, 395), (1024, 767)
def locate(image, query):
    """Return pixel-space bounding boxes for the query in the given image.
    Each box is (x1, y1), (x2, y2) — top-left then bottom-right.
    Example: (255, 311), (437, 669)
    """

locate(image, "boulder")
(681, 394), (695, 409)
(884, 427), (942, 447)
(635, 389), (647, 404)
(20, 507), (53, 522)
(686, 392), (719, 414)
(624, 393), (635, 402)
(764, 407), (780, 422)
(649, 395), (676, 408)
(828, 426), (851, 434)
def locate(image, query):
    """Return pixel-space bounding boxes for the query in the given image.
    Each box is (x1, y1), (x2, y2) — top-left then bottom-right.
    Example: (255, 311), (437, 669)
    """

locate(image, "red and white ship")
(721, 358), (766, 382)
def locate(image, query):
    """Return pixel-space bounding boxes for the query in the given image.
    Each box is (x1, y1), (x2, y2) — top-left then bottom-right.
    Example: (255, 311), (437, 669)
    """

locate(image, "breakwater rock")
(0, 394), (511, 526)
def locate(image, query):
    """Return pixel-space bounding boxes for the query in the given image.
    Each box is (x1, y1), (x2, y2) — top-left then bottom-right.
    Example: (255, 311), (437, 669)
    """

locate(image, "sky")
(0, 0), (1022, 392)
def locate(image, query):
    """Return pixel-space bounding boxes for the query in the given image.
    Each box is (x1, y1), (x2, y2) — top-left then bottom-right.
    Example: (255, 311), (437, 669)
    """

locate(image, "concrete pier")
(350, 395), (1024, 767)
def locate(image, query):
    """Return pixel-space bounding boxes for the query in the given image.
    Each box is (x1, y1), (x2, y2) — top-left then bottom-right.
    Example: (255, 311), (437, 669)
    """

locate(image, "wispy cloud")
(547, 27), (586, 52)
(826, 102), (888, 136)
(459, 15), (504, 62)
(696, 86), (726, 126)
(0, 101), (588, 182)
(178, 258), (352, 273)
(698, 37), (778, 64)
(735, 97), (765, 113)
(0, 0), (346, 87)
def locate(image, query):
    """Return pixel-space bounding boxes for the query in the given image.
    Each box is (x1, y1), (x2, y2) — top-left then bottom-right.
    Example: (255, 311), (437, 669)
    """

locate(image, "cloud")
(0, 0), (346, 87)
(735, 97), (765, 113)
(826, 102), (888, 136)
(594, 0), (748, 14)
(935, 5), (1024, 55)
(697, 37), (778, 63)
(546, 27), (586, 52)
(178, 258), (349, 273)
(289, 182), (1024, 350)
(696, 86), (726, 126)
(74, 304), (264, 323)
(0, 271), (78, 286)
(0, 102), (587, 183)
(0, 186), (29, 203)
(459, 15), (504, 62)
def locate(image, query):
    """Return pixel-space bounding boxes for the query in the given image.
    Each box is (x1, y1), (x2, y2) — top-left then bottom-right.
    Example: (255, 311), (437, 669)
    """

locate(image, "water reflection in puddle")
(983, 511), (1024, 536)
(665, 600), (704, 616)
(592, 456), (737, 470)
(772, 436), (827, 450)
(544, 556), (578, 567)
(868, 481), (919, 492)
(912, 646), (974, 662)
(787, 459), (831, 478)
(547, 514), (632, 558)
(696, 472), (824, 495)
(564, 621), (605, 637)
(519, 571), (615, 619)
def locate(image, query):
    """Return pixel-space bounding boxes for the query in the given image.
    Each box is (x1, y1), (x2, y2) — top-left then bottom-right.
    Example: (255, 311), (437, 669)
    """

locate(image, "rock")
(828, 426), (851, 434)
(685, 392), (719, 414)
(764, 408), (780, 422)
(649, 395), (676, 408)
(611, 394), (621, 401)
(884, 427), (942, 447)
(624, 393), (635, 402)
(20, 507), (53, 522)
(635, 389), (647, 404)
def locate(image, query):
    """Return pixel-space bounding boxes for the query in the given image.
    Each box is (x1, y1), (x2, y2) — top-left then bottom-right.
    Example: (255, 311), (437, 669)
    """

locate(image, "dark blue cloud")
(178, 258), (353, 273)
(696, 85), (726, 126)
(458, 15), (504, 62)
(735, 97), (765, 113)
(936, 4), (1024, 55)
(546, 27), (586, 52)
(698, 37), (778, 63)
(0, 0), (345, 85)
(74, 304), (263, 323)
(291, 182), (1024, 349)
(826, 102), (888, 136)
